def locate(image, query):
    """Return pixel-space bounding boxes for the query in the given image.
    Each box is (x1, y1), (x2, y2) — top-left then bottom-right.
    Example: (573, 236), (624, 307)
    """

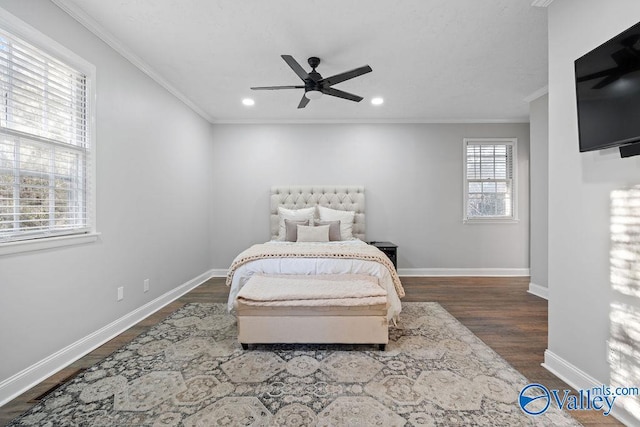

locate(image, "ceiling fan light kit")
(305, 90), (323, 100)
(251, 55), (372, 109)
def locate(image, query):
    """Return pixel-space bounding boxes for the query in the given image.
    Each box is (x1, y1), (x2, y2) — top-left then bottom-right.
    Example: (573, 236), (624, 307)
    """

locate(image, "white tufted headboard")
(270, 186), (366, 241)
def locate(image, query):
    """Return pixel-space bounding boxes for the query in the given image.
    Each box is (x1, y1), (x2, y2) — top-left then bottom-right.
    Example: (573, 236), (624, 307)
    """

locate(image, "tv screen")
(575, 21), (640, 153)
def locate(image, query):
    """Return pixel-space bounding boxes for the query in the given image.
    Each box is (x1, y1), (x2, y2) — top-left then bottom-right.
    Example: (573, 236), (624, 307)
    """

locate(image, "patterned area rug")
(9, 303), (580, 426)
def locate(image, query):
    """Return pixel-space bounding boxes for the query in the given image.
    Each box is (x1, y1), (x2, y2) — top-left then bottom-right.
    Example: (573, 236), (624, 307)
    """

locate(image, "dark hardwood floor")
(0, 276), (622, 426)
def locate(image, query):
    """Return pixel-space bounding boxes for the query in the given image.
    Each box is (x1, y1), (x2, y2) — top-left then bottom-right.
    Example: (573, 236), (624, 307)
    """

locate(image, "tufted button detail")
(271, 186), (365, 240)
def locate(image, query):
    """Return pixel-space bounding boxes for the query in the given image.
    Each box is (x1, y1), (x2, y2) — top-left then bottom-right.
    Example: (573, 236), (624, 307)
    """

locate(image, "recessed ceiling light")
(371, 97), (384, 105)
(242, 98), (255, 106)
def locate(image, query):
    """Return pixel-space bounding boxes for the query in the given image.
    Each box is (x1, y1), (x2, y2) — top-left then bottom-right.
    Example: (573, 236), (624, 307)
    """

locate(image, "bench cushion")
(236, 274), (387, 307)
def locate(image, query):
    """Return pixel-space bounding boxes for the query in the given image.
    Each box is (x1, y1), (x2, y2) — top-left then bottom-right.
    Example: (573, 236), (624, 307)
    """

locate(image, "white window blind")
(0, 26), (90, 243)
(464, 138), (517, 221)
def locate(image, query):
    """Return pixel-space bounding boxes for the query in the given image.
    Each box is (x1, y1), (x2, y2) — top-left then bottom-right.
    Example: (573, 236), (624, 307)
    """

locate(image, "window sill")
(463, 218), (519, 224)
(0, 232), (101, 256)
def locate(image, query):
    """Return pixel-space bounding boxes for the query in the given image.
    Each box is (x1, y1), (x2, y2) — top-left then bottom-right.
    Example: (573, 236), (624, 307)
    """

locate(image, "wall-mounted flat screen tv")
(575, 21), (640, 156)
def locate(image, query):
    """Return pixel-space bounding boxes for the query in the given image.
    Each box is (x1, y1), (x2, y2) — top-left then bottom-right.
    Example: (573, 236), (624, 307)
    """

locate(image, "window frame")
(462, 137), (518, 224)
(0, 8), (97, 256)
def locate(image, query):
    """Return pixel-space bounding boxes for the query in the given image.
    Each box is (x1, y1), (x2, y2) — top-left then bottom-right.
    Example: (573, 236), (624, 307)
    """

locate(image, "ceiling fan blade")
(322, 87), (363, 102)
(319, 65), (372, 86)
(281, 55), (309, 81)
(297, 94), (310, 109)
(611, 47), (640, 68)
(251, 85), (305, 90)
(576, 67), (618, 83)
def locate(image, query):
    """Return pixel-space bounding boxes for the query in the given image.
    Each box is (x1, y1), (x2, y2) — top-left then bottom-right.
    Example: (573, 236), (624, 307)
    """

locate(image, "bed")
(226, 185), (404, 347)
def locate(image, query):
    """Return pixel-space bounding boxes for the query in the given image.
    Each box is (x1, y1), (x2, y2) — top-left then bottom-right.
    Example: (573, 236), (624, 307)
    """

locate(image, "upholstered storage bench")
(236, 274), (389, 350)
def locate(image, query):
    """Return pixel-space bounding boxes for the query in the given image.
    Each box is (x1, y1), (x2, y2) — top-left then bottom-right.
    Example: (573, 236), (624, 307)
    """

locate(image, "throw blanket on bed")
(226, 242), (405, 298)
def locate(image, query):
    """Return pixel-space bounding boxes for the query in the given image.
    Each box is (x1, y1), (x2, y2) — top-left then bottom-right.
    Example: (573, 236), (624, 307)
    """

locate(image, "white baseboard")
(528, 282), (548, 300)
(397, 267), (530, 277)
(543, 350), (602, 392)
(0, 269), (215, 408)
(210, 268), (228, 277)
(543, 350), (637, 426)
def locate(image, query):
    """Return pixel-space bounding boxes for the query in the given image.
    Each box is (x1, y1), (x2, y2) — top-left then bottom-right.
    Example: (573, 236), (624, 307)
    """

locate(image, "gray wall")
(0, 0), (534, 403)
(547, 1), (640, 422)
(529, 94), (549, 290)
(210, 123), (530, 272)
(0, 1), (213, 384)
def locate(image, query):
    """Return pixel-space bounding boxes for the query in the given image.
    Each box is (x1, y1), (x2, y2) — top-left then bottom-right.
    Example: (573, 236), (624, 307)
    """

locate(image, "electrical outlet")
(144, 279), (149, 293)
(117, 286), (124, 301)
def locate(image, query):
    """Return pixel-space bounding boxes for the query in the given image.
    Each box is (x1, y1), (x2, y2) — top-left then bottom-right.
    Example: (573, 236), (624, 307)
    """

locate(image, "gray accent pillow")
(284, 219), (309, 242)
(316, 220), (341, 241)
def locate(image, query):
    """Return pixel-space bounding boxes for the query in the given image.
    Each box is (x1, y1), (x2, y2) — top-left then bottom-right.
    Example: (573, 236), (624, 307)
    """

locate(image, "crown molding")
(523, 85), (548, 103)
(50, 0), (215, 123)
(531, 0), (555, 7)
(211, 117), (530, 125)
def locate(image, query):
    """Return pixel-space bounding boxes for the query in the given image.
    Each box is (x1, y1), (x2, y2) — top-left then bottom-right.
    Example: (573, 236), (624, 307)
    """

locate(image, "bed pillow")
(317, 205), (355, 240)
(296, 224), (330, 242)
(315, 220), (341, 241)
(277, 206), (315, 240)
(284, 219), (309, 242)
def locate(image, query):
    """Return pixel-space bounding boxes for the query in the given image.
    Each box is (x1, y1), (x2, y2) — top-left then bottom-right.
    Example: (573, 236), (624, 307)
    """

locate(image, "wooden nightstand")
(369, 241), (398, 270)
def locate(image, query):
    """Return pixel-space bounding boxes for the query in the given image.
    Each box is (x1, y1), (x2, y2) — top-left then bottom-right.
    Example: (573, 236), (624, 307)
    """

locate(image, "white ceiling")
(53, 0), (548, 123)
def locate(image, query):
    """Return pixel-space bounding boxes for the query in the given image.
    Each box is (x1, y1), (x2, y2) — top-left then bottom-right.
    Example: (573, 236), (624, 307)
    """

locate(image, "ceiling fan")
(250, 55), (372, 108)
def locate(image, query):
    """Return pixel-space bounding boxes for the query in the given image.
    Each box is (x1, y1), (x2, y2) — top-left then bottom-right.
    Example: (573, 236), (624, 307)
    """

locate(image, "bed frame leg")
(241, 343), (249, 350)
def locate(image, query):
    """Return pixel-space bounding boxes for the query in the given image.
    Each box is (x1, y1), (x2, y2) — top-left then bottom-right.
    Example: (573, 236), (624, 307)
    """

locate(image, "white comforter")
(227, 240), (403, 321)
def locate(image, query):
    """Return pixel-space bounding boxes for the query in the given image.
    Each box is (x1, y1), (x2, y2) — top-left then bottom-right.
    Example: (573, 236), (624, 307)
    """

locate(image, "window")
(463, 138), (517, 222)
(0, 13), (95, 250)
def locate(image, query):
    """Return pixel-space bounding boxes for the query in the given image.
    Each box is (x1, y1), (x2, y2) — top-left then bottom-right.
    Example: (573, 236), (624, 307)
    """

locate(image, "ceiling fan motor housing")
(308, 56), (321, 70)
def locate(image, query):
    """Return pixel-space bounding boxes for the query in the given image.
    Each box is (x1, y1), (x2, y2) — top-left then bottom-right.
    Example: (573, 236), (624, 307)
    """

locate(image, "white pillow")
(277, 207), (315, 240)
(317, 205), (356, 240)
(296, 224), (330, 242)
